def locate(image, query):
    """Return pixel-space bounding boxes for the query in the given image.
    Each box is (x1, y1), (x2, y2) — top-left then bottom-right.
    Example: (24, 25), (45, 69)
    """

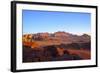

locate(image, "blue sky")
(22, 10), (91, 35)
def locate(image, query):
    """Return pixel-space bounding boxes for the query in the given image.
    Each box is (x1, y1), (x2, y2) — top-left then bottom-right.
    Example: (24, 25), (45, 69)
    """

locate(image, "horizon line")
(23, 31), (91, 36)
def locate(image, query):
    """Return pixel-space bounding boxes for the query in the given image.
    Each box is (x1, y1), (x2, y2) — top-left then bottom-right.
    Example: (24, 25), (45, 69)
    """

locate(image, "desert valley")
(22, 31), (91, 62)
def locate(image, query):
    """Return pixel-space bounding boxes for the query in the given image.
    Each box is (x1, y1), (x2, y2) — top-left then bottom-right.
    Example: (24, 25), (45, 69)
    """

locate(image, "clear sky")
(22, 10), (91, 35)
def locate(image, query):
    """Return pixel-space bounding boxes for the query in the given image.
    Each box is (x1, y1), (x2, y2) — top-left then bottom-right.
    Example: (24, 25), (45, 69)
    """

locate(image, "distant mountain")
(54, 31), (70, 37)
(23, 31), (91, 44)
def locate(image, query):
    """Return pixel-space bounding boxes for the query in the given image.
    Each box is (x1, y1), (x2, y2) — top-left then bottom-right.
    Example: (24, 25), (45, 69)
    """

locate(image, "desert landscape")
(22, 10), (91, 63)
(22, 31), (91, 63)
